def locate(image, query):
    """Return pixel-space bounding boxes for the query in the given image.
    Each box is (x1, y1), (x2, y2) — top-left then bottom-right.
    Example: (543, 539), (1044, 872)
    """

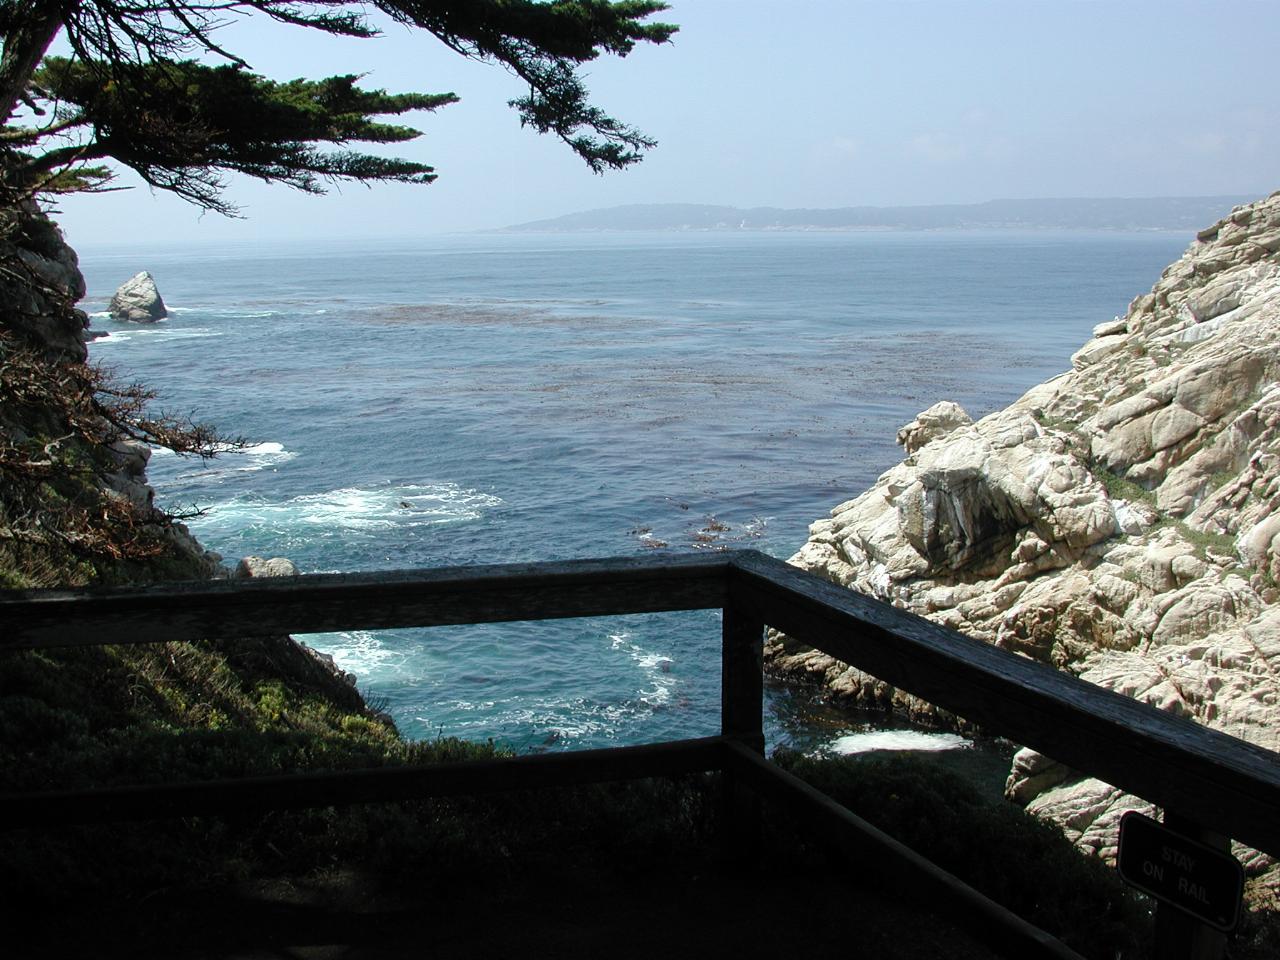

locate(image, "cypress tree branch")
(1, 1), (676, 211)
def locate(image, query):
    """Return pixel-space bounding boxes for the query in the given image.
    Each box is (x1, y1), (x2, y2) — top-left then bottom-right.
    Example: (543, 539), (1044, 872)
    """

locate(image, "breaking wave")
(825, 730), (972, 755)
(195, 481), (501, 539)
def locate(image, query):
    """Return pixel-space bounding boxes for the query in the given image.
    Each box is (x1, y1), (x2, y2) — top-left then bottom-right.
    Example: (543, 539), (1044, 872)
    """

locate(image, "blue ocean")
(75, 229), (1187, 756)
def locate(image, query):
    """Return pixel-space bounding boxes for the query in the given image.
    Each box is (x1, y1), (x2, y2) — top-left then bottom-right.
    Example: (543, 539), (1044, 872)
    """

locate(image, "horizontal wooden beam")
(729, 550), (1280, 859)
(0, 553), (731, 650)
(720, 740), (1085, 960)
(0, 736), (728, 828)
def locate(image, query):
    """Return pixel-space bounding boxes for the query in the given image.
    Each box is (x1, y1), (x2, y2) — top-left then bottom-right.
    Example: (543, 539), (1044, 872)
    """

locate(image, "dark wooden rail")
(4, 548), (1280, 959)
(728, 552), (1280, 861)
(2, 552), (731, 647)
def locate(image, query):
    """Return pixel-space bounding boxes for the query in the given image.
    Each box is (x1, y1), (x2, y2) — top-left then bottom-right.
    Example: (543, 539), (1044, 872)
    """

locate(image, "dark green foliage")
(383, 0), (677, 171)
(0, 1), (677, 213)
(27, 58), (456, 213)
(0, 638), (394, 792)
(772, 750), (1152, 960)
(0, 624), (725, 944)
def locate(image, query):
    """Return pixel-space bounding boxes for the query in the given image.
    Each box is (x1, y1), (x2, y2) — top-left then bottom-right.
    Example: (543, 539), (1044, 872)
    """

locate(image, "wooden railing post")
(721, 588), (764, 863)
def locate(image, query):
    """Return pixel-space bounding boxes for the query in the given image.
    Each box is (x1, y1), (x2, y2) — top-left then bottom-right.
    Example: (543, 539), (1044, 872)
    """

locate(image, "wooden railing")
(3, 549), (1279, 959)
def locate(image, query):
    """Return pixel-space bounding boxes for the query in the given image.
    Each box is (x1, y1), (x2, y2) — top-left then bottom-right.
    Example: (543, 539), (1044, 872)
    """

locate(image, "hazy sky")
(47, 0), (1279, 245)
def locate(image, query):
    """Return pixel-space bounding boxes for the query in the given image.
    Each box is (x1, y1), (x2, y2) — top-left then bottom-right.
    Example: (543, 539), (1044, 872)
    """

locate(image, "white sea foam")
(423, 684), (669, 745)
(231, 441), (296, 472)
(203, 482), (501, 532)
(306, 629), (418, 679)
(89, 325), (222, 344)
(289, 484), (500, 529)
(215, 309), (278, 319)
(610, 632), (676, 706)
(826, 730), (971, 755)
(444, 699), (499, 713)
(149, 439), (296, 480)
(500, 698), (633, 741)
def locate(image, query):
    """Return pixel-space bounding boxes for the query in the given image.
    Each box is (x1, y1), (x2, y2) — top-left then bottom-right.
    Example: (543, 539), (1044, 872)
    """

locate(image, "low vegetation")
(1, 656), (1159, 960)
(1097, 466), (1157, 507)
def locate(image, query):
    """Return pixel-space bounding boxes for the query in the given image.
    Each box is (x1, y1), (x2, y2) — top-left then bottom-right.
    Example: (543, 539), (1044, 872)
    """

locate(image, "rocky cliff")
(0, 201), (220, 585)
(0, 199), (398, 799)
(766, 192), (1280, 899)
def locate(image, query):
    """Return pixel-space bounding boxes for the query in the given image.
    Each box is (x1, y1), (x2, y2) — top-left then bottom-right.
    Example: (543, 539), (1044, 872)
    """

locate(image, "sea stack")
(109, 271), (167, 322)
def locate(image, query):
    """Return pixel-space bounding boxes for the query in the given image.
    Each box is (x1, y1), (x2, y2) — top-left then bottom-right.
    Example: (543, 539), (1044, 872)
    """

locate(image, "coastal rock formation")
(0, 203), (218, 584)
(109, 271), (167, 323)
(0, 201), (90, 360)
(767, 192), (1280, 889)
(233, 556), (300, 578)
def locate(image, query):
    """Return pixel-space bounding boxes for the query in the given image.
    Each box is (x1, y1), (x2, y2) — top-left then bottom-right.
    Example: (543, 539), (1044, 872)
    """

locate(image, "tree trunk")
(0, 1), (69, 126)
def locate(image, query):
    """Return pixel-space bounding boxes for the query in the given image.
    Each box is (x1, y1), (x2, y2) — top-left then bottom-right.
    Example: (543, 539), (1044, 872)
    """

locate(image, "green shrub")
(1097, 467), (1157, 507)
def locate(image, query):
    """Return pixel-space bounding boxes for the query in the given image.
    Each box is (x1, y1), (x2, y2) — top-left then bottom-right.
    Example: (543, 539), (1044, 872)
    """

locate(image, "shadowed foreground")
(13, 852), (1002, 960)
(4, 754), (1158, 960)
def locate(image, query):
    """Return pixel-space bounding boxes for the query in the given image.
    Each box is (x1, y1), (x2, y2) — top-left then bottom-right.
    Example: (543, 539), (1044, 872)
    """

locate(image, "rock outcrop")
(109, 271), (167, 323)
(0, 201), (91, 361)
(0, 204), (217, 584)
(767, 192), (1280, 892)
(233, 555), (300, 578)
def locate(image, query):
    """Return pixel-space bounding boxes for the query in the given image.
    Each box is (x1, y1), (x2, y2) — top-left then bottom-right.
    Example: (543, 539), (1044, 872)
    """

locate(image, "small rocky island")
(768, 192), (1280, 900)
(109, 270), (167, 322)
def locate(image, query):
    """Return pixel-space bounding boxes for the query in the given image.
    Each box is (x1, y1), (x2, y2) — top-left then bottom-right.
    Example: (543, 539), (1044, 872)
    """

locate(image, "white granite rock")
(234, 556), (300, 578)
(766, 191), (1280, 884)
(109, 271), (167, 323)
(895, 400), (973, 455)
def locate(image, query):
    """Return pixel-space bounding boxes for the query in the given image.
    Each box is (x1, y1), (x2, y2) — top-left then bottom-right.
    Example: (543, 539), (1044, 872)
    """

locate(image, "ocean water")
(76, 229), (1188, 756)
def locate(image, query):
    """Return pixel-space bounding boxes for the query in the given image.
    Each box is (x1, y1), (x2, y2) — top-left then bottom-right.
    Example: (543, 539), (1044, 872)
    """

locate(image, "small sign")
(1117, 811), (1244, 932)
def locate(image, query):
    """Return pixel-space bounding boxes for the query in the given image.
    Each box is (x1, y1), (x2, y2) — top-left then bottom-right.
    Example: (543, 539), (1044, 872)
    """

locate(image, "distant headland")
(504, 197), (1258, 233)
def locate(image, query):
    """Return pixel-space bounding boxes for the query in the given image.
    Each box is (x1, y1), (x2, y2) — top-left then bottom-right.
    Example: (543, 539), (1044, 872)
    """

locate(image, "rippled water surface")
(76, 229), (1188, 754)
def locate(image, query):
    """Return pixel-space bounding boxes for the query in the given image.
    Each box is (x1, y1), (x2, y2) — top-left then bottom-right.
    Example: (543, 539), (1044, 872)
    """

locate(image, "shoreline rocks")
(1, 200), (90, 361)
(766, 191), (1280, 896)
(233, 555), (301, 579)
(1, 205), (222, 582)
(109, 271), (167, 323)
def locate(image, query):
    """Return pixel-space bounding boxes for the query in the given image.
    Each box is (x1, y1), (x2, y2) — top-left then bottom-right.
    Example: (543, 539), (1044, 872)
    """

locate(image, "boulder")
(233, 556), (300, 578)
(109, 271), (167, 323)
